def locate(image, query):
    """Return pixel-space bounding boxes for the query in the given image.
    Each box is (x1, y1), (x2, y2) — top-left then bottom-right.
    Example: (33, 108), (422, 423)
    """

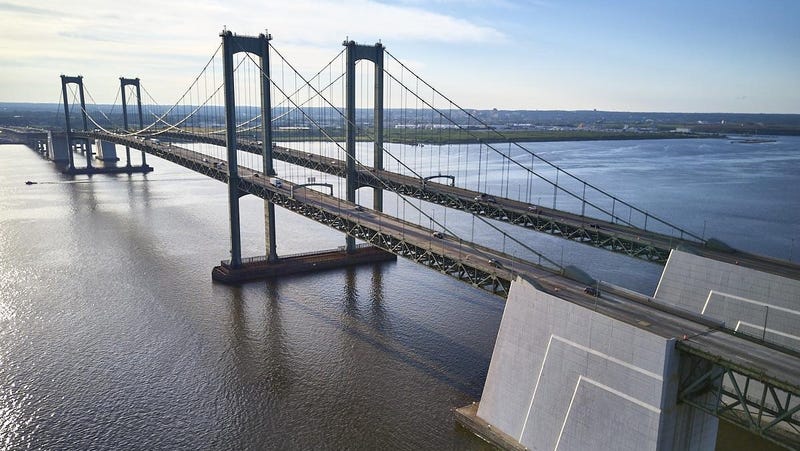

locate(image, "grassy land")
(383, 128), (716, 145)
(270, 128), (718, 145)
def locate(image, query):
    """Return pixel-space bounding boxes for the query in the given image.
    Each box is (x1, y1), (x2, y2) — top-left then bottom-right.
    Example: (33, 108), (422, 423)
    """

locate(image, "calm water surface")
(1, 136), (798, 449)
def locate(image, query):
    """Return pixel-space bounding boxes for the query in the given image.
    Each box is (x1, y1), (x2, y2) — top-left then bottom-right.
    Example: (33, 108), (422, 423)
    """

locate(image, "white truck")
(269, 177), (282, 188)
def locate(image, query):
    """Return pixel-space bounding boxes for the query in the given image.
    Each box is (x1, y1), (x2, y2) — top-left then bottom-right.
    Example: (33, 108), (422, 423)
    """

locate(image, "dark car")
(584, 286), (600, 297)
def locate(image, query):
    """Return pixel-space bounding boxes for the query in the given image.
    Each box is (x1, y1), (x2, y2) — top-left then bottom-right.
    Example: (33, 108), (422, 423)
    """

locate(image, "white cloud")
(0, 0), (504, 102)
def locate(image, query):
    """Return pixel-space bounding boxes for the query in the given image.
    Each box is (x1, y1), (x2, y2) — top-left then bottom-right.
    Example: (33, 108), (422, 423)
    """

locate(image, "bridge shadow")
(124, 172), (152, 209)
(63, 171), (97, 212)
(368, 265), (390, 334)
(227, 283), (294, 391)
(250, 264), (497, 399)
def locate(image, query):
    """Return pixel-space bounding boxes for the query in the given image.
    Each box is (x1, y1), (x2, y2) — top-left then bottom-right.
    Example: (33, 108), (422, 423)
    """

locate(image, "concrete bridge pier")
(94, 139), (119, 164)
(32, 138), (48, 154)
(457, 276), (719, 450)
(47, 132), (70, 165)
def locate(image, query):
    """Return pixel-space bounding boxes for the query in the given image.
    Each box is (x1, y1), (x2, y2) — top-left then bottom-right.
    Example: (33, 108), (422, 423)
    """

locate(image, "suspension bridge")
(7, 30), (800, 450)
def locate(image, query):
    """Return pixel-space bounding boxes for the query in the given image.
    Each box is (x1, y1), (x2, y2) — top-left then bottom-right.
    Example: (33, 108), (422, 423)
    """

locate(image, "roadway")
(254, 158), (800, 396)
(147, 129), (800, 280)
(153, 130), (698, 264)
(21, 131), (800, 444)
(90, 134), (799, 399)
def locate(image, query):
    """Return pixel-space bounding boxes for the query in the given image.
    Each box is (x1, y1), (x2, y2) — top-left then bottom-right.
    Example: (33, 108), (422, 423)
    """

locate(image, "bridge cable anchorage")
(383, 49), (704, 244)
(244, 44), (563, 272)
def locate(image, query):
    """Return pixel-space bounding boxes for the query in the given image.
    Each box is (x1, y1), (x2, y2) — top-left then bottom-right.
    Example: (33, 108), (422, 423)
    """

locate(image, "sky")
(1, 0), (798, 113)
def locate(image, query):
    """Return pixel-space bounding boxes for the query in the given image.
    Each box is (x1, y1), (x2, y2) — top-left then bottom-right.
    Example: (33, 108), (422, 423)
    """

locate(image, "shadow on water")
(368, 264), (390, 334)
(343, 267), (359, 318)
(240, 264), (495, 399)
(262, 282), (293, 389)
(66, 173), (98, 213)
(227, 281), (293, 390)
(124, 172), (152, 209)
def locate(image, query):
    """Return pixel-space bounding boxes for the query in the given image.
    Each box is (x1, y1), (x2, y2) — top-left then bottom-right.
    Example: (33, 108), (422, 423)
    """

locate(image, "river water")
(1, 136), (798, 449)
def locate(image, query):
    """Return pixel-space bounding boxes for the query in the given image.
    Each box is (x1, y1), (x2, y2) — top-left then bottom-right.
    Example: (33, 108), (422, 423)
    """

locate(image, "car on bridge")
(488, 258), (503, 268)
(432, 231), (444, 239)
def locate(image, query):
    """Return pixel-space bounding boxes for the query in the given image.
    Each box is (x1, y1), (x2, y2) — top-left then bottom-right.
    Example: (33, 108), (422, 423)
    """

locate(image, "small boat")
(730, 138), (776, 144)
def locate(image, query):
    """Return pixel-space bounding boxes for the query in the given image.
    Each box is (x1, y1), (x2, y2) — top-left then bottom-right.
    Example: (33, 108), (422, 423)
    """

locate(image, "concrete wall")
(477, 277), (717, 450)
(94, 139), (119, 163)
(655, 250), (800, 350)
(47, 132), (70, 163)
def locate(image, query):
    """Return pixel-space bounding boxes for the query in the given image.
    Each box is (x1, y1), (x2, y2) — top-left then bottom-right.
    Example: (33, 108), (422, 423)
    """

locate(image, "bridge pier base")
(62, 165), (153, 175)
(457, 276), (719, 450)
(48, 132), (70, 164)
(94, 139), (120, 163)
(211, 245), (396, 284)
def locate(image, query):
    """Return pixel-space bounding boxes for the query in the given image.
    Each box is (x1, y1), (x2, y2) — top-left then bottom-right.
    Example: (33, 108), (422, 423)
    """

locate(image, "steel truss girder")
(156, 130), (677, 264)
(81, 131), (513, 297)
(358, 170), (671, 263)
(241, 179), (512, 297)
(78, 133), (800, 451)
(677, 351), (800, 450)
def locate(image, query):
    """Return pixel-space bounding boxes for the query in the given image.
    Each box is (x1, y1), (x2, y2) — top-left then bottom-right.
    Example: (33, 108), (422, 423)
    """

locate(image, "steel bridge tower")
(119, 77), (148, 168)
(220, 30), (277, 269)
(60, 75), (90, 171)
(344, 40), (384, 253)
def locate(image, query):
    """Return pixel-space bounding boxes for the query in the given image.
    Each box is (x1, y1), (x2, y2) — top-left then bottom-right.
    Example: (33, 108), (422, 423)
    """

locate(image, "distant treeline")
(2, 103), (798, 141)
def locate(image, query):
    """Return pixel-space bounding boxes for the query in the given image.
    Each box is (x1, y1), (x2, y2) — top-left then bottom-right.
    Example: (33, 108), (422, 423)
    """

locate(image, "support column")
(344, 41), (358, 253)
(343, 41), (385, 251)
(259, 33), (278, 263)
(121, 77), (148, 167)
(60, 75), (75, 171)
(60, 75), (90, 170)
(220, 30), (275, 269)
(134, 82), (147, 166)
(119, 78), (133, 167)
(78, 79), (91, 169)
(373, 44), (384, 212)
(222, 31), (243, 269)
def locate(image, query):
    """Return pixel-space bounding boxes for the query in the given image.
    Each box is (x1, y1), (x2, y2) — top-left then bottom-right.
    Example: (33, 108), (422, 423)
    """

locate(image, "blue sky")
(1, 0), (798, 112)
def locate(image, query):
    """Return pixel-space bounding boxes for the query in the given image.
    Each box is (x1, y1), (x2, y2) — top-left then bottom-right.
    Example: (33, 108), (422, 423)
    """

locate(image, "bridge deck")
(149, 130), (800, 279)
(17, 130), (799, 444)
(70, 133), (799, 399)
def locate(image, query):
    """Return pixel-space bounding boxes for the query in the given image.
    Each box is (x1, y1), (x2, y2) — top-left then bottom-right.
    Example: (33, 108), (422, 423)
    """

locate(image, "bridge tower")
(119, 78), (148, 168)
(344, 40), (385, 253)
(220, 30), (278, 269)
(60, 75), (91, 171)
